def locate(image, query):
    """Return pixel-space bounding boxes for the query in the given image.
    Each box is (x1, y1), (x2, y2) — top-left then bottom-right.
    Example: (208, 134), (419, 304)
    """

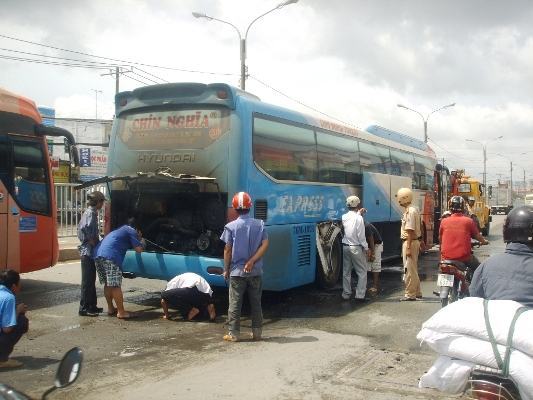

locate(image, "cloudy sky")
(2, 0), (533, 186)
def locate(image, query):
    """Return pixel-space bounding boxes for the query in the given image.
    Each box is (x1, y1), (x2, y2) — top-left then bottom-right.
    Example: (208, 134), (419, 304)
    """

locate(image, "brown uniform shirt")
(400, 205), (421, 240)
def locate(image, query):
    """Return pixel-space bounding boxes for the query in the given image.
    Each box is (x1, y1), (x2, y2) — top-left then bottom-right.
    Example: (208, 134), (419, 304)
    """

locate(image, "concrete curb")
(58, 248), (79, 262)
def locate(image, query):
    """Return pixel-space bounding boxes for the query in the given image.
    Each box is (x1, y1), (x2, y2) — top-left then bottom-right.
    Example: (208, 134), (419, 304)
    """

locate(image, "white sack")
(419, 355), (474, 394)
(420, 297), (533, 357)
(418, 328), (533, 400)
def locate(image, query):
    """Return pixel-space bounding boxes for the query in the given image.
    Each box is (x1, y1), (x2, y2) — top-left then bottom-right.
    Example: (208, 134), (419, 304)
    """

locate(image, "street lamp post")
(193, 0), (298, 90)
(91, 89), (103, 120)
(465, 136), (503, 206)
(397, 103), (455, 143)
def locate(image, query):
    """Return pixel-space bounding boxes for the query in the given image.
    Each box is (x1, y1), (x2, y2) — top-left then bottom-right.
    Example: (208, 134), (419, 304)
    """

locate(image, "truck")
(449, 169), (491, 236)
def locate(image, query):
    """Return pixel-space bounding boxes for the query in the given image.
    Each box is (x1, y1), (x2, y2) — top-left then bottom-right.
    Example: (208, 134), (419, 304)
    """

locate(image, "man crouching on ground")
(0, 270), (28, 369)
(161, 272), (216, 321)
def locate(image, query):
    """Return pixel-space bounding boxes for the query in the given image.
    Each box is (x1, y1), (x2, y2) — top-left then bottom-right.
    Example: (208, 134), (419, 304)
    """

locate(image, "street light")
(397, 103), (455, 143)
(91, 89), (103, 120)
(193, 0), (299, 90)
(465, 136), (503, 206)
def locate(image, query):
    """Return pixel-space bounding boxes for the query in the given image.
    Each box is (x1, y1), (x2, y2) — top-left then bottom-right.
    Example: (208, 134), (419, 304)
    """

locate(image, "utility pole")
(91, 89), (102, 120)
(101, 67), (132, 96)
(510, 161), (513, 206)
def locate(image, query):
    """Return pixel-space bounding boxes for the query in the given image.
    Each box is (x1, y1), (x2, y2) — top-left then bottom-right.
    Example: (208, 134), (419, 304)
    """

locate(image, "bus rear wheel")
(316, 236), (342, 289)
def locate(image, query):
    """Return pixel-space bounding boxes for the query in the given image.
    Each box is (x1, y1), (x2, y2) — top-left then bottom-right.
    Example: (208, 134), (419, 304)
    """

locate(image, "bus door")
(362, 172), (410, 221)
(8, 136), (56, 272)
(0, 135), (9, 269)
(0, 184), (7, 270)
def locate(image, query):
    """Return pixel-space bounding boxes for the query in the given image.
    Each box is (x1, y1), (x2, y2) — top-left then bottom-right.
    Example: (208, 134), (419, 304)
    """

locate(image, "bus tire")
(316, 235), (342, 289)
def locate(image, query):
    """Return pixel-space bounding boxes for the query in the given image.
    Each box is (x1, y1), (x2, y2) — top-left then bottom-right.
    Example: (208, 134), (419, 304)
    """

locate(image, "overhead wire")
(249, 74), (361, 129)
(0, 33), (236, 77)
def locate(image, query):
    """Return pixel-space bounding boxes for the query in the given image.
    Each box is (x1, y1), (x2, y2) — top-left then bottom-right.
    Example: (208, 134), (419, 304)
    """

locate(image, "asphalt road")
(0, 216), (506, 399)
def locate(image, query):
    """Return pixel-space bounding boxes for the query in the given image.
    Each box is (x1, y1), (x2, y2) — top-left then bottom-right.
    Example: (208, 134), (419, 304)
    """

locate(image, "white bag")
(418, 328), (533, 400)
(419, 355), (474, 394)
(420, 297), (533, 357)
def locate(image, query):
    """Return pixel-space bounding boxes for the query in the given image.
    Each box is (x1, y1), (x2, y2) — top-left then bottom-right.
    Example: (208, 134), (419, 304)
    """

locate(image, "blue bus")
(82, 83), (438, 291)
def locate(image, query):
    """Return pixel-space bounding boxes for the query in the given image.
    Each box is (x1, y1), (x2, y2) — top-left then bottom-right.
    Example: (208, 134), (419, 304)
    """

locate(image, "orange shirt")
(439, 213), (479, 261)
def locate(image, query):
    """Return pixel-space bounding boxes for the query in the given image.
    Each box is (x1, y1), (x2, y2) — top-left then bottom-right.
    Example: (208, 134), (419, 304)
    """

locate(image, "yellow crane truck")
(450, 169), (491, 236)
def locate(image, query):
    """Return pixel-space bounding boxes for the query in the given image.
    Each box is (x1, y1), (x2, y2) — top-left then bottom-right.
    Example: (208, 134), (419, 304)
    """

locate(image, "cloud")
(1, 0), (533, 184)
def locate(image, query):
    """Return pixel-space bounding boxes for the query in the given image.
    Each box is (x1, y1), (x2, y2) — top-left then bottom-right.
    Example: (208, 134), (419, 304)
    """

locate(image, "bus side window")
(316, 130), (361, 185)
(253, 116), (317, 182)
(359, 141), (389, 174)
(390, 149), (413, 178)
(12, 139), (50, 214)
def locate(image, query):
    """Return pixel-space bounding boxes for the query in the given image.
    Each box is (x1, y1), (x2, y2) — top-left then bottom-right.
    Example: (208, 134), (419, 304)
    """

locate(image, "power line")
(0, 33), (236, 77)
(0, 54), (112, 69)
(249, 74), (361, 129)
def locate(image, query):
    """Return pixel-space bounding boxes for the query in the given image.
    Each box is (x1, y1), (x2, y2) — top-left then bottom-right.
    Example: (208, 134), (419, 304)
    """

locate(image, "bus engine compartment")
(109, 179), (227, 257)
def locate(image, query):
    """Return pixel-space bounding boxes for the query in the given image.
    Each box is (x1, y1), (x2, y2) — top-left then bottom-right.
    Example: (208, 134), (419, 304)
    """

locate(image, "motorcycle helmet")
(449, 196), (465, 213)
(346, 195), (360, 208)
(396, 188), (413, 207)
(503, 205), (533, 244)
(232, 192), (252, 210)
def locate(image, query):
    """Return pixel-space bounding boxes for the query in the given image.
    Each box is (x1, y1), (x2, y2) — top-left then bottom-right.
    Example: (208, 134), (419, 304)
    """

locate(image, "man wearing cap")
(341, 195), (370, 302)
(77, 191), (105, 316)
(220, 192), (269, 342)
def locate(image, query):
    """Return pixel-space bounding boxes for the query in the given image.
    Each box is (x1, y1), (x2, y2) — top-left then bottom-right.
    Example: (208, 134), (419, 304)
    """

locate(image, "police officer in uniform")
(397, 187), (423, 301)
(470, 205), (533, 308)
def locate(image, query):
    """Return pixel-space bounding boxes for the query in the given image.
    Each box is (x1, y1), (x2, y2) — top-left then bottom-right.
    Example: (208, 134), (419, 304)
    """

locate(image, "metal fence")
(55, 183), (107, 237)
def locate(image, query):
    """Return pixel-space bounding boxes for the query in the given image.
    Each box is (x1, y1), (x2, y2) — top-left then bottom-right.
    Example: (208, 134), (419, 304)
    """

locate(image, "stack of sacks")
(417, 297), (533, 399)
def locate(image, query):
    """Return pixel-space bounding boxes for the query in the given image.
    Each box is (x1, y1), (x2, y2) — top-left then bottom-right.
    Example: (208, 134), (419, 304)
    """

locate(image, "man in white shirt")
(341, 196), (371, 302)
(161, 272), (216, 321)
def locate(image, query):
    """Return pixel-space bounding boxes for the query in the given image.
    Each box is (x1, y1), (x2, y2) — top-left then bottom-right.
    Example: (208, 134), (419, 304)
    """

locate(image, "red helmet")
(232, 192), (252, 210)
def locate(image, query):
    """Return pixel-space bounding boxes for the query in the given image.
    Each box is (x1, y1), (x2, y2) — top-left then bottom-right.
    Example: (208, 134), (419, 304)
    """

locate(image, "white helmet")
(396, 187), (413, 207)
(346, 195), (361, 208)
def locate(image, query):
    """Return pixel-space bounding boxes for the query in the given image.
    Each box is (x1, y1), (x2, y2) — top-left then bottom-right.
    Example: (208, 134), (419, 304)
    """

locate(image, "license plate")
(437, 273), (454, 287)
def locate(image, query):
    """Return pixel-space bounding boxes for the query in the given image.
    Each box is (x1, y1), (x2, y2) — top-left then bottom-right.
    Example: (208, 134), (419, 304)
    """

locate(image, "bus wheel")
(317, 236), (342, 289)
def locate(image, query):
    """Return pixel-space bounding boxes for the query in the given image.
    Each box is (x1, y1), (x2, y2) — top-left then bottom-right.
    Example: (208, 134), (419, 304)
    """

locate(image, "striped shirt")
(77, 206), (100, 257)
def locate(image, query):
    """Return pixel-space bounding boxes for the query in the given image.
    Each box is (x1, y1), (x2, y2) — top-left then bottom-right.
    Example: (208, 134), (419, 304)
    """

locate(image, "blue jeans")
(227, 275), (263, 337)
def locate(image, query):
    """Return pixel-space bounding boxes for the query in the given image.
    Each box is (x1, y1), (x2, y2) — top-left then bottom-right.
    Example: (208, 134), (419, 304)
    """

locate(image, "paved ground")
(0, 216), (504, 399)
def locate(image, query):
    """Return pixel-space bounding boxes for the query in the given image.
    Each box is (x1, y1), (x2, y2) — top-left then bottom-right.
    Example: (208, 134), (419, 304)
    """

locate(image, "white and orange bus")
(0, 87), (77, 273)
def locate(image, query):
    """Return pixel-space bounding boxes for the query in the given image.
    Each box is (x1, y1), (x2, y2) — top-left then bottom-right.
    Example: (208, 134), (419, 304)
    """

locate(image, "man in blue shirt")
(220, 192), (269, 342)
(95, 218), (144, 319)
(0, 270), (28, 369)
(77, 190), (105, 317)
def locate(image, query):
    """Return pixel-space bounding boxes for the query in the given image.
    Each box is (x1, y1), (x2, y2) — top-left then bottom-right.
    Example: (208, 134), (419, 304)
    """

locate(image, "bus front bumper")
(122, 251), (227, 287)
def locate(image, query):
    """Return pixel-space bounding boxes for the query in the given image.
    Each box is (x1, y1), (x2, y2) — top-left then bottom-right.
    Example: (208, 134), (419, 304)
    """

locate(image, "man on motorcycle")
(439, 196), (488, 271)
(470, 205), (533, 307)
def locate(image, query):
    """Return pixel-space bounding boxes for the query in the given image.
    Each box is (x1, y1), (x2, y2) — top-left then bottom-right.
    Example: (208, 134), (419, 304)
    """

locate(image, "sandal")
(223, 333), (238, 342)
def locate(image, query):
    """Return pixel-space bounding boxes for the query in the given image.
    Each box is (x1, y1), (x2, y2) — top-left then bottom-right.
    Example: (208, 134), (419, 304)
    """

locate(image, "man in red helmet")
(220, 192), (269, 342)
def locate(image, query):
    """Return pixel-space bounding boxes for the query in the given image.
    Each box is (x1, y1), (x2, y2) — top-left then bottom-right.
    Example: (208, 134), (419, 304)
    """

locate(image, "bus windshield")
(116, 108), (230, 151)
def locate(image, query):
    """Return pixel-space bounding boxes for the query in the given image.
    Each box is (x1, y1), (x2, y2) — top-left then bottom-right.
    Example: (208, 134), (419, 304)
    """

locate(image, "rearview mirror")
(55, 347), (83, 388)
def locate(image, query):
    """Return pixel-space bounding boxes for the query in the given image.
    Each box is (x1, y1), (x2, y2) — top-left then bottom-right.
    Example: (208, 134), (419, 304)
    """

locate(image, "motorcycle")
(0, 347), (83, 400)
(467, 365), (521, 400)
(436, 240), (483, 307)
